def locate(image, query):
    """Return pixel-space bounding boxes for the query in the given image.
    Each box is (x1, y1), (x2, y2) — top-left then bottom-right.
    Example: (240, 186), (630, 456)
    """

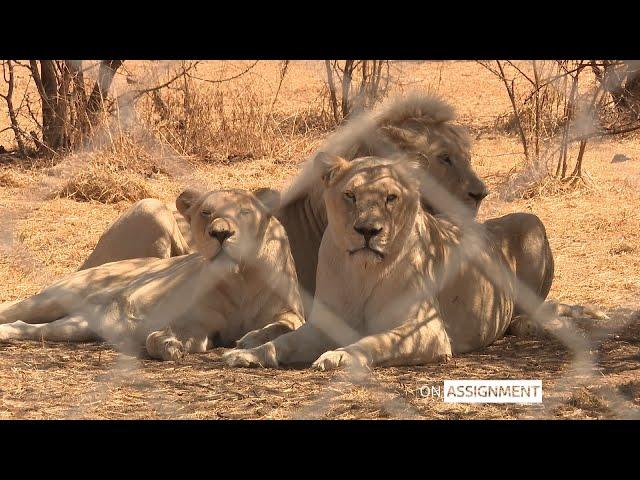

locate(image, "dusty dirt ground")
(0, 61), (638, 419)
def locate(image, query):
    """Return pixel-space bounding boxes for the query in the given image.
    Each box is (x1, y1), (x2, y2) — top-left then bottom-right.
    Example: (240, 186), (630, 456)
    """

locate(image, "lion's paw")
(146, 331), (185, 361)
(236, 328), (272, 350)
(0, 321), (28, 342)
(508, 316), (548, 338)
(312, 350), (361, 372)
(223, 343), (278, 368)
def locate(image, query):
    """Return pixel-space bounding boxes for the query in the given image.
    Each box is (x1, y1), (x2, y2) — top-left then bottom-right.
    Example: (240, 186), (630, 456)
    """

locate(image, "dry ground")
(0, 61), (638, 419)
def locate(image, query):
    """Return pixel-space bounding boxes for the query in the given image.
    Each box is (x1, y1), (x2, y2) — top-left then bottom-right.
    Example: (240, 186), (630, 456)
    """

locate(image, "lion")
(79, 198), (193, 270)
(74, 93), (594, 331)
(76, 95), (489, 294)
(0, 188), (304, 359)
(224, 154), (518, 369)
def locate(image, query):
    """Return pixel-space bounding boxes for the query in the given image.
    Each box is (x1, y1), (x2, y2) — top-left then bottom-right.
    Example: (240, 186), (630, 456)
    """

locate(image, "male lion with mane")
(225, 154), (518, 369)
(0, 188), (304, 359)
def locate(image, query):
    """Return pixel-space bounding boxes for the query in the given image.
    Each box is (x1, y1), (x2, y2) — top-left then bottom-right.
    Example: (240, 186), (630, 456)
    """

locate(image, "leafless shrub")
(493, 77), (567, 138)
(592, 60), (640, 119)
(138, 72), (332, 163)
(482, 60), (640, 199)
(480, 61), (613, 198)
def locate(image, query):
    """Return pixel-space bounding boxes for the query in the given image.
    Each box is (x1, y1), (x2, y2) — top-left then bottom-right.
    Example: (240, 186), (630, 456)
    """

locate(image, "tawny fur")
(225, 155), (517, 370)
(0, 189), (304, 360)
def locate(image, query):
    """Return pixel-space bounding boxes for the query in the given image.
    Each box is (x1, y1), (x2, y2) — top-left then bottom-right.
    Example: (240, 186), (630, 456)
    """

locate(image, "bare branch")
(186, 60), (259, 85)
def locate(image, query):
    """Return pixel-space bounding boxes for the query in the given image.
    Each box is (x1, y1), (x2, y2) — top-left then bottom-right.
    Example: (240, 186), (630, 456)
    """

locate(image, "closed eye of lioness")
(224, 153), (518, 370)
(0, 188), (304, 360)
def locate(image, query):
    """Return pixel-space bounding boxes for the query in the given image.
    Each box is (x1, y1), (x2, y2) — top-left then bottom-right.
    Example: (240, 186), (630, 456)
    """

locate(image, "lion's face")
(176, 188), (280, 262)
(317, 154), (420, 267)
(380, 122), (488, 217)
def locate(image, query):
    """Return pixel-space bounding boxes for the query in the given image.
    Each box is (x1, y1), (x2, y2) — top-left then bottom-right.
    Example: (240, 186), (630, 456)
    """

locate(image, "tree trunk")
(341, 60), (354, 119)
(37, 60), (65, 151)
(86, 60), (124, 124)
(496, 61), (529, 163)
(2, 61), (27, 154)
(325, 60), (340, 124)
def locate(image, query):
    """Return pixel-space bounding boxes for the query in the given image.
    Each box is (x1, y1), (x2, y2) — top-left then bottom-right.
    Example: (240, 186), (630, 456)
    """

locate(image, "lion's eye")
(239, 209), (252, 216)
(201, 210), (212, 218)
(386, 194), (398, 204)
(344, 192), (356, 203)
(440, 155), (452, 166)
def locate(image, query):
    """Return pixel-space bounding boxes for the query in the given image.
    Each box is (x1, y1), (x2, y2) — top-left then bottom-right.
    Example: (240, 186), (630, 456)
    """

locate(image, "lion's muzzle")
(208, 218), (235, 244)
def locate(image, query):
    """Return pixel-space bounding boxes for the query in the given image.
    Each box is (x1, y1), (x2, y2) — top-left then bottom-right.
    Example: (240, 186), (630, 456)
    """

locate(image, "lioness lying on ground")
(0, 188), (304, 359)
(224, 154), (519, 370)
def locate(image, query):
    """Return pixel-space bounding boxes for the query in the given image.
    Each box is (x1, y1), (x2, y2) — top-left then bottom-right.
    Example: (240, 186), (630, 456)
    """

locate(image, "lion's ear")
(176, 188), (204, 222)
(314, 151), (350, 187)
(253, 187), (280, 214)
(379, 125), (423, 150)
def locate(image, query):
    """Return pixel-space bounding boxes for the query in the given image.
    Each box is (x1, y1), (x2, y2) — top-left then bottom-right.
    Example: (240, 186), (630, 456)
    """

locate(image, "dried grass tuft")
(498, 161), (593, 201)
(0, 169), (24, 187)
(609, 240), (637, 256)
(54, 163), (154, 204)
(566, 388), (609, 415)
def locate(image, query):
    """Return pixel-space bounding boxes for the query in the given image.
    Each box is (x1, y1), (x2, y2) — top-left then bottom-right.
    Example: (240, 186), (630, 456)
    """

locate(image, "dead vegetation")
(0, 168), (23, 187)
(54, 163), (154, 204)
(138, 70), (338, 166)
(496, 162), (596, 201)
(480, 60), (640, 196)
(0, 312), (636, 419)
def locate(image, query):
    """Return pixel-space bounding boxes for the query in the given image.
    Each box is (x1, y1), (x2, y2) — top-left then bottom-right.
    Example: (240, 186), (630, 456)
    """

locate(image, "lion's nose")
(209, 229), (234, 244)
(469, 187), (489, 203)
(354, 225), (383, 243)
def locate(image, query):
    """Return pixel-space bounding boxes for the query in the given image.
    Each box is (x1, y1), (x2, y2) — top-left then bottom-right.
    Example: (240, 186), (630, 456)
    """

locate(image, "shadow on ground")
(0, 309), (638, 419)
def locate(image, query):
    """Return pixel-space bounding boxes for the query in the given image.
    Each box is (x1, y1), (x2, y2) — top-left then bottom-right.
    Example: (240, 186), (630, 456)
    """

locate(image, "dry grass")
(139, 75), (332, 165)
(47, 133), (177, 204)
(497, 162), (595, 201)
(0, 313), (636, 419)
(0, 61), (638, 419)
(0, 168), (23, 188)
(54, 164), (154, 204)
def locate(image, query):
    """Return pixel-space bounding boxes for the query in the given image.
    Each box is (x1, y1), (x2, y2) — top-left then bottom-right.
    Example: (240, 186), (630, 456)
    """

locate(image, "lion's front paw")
(508, 315), (548, 338)
(312, 350), (365, 372)
(223, 343), (278, 368)
(236, 328), (272, 350)
(146, 331), (185, 361)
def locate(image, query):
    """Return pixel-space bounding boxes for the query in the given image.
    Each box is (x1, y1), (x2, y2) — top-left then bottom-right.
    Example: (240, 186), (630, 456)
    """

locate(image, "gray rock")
(611, 154), (632, 163)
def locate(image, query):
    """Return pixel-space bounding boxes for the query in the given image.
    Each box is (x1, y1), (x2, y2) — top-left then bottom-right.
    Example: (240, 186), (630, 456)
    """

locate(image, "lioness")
(0, 188), (304, 359)
(224, 154), (517, 369)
